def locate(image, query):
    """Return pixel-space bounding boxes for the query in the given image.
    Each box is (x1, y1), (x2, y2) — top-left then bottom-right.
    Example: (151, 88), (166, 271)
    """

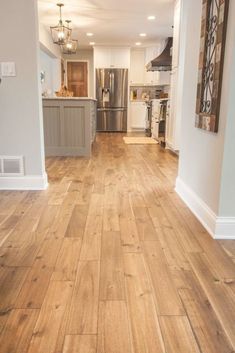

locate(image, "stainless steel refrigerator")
(96, 68), (128, 132)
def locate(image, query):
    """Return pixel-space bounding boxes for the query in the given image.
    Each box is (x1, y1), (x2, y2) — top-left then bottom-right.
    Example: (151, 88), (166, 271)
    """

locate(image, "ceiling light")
(135, 42), (141, 46)
(50, 3), (71, 45)
(61, 20), (78, 55)
(148, 15), (156, 20)
(140, 33), (146, 37)
(90, 42), (95, 45)
(87, 33), (94, 37)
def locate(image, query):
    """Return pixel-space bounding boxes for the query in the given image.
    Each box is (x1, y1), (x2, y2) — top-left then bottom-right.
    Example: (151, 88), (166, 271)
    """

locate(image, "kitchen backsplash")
(130, 85), (168, 101)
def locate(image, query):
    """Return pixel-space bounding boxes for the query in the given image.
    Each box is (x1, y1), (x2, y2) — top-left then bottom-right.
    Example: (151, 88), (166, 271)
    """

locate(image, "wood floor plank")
(62, 335), (97, 353)
(179, 270), (234, 353)
(101, 231), (122, 259)
(118, 191), (141, 253)
(0, 309), (39, 353)
(0, 267), (29, 333)
(100, 231), (125, 300)
(119, 216), (141, 253)
(132, 206), (159, 241)
(219, 240), (235, 260)
(51, 238), (81, 281)
(97, 301), (132, 353)
(48, 181), (70, 206)
(76, 175), (95, 205)
(143, 241), (185, 316)
(35, 205), (59, 237)
(160, 316), (200, 353)
(27, 281), (73, 353)
(124, 253), (165, 353)
(157, 226), (191, 271)
(99, 258), (125, 300)
(0, 241), (41, 267)
(67, 261), (100, 334)
(188, 252), (235, 349)
(65, 205), (88, 238)
(15, 239), (62, 309)
(3, 215), (40, 248)
(103, 207), (120, 231)
(159, 197), (202, 253)
(80, 194), (103, 261)
(0, 215), (20, 246)
(47, 192), (77, 239)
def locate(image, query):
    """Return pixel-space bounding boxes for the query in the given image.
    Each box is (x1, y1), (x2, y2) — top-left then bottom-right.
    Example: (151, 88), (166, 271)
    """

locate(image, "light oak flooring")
(0, 133), (235, 353)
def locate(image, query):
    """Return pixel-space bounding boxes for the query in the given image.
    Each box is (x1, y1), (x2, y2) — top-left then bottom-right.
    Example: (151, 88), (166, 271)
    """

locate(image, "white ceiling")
(38, 0), (174, 48)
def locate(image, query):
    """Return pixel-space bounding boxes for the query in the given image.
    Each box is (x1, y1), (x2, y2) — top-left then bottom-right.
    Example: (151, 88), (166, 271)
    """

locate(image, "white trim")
(215, 218), (235, 239)
(175, 177), (235, 240)
(165, 140), (179, 154)
(0, 173), (48, 190)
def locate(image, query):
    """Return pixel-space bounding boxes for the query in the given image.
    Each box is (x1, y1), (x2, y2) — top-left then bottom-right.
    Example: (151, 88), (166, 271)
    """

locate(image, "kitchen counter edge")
(42, 97), (97, 101)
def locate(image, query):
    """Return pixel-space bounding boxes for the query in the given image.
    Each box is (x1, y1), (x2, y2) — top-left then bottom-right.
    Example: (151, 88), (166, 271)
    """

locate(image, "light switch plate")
(1, 62), (16, 77)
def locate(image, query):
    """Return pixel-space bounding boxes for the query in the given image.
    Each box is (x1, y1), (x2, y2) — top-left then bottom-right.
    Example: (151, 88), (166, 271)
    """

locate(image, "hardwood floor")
(0, 133), (235, 353)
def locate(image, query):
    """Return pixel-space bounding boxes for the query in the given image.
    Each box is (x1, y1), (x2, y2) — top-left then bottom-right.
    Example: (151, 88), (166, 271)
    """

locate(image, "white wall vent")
(0, 156), (24, 176)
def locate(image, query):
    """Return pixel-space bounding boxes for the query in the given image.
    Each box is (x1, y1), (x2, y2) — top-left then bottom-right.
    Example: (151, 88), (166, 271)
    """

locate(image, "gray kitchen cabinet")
(42, 98), (97, 157)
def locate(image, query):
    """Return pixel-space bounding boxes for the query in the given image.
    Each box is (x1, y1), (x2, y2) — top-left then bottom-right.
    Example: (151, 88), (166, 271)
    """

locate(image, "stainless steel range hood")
(146, 37), (173, 72)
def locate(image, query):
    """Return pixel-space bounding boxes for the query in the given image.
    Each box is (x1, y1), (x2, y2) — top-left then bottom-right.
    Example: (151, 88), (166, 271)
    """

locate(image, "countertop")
(42, 97), (97, 101)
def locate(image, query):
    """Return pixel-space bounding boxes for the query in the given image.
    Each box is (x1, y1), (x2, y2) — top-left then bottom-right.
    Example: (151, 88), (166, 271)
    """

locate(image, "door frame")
(65, 60), (90, 97)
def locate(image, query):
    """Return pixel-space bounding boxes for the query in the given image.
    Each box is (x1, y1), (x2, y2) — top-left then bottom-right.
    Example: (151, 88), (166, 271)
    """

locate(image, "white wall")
(0, 0), (47, 189)
(176, 0), (235, 238)
(40, 49), (61, 95)
(39, 24), (61, 59)
(40, 49), (53, 94)
(218, 42), (235, 217)
(63, 49), (94, 98)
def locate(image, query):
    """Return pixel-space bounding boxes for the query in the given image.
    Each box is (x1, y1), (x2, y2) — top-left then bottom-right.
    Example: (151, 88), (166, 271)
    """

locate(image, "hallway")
(0, 133), (235, 353)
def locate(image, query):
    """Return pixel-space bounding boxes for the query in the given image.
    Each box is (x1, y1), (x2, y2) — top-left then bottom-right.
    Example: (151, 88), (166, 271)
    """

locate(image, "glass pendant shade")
(62, 38), (78, 54)
(61, 20), (78, 54)
(50, 4), (71, 45)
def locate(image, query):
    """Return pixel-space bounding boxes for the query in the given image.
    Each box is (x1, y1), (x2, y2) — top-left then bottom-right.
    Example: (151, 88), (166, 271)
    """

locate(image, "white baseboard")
(165, 141), (179, 154)
(175, 177), (235, 240)
(0, 173), (48, 190)
(215, 218), (235, 239)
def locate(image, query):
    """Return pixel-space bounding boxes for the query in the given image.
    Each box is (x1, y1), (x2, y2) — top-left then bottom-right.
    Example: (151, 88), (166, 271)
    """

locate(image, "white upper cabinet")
(130, 47), (168, 86)
(94, 47), (130, 68)
(130, 49), (146, 84)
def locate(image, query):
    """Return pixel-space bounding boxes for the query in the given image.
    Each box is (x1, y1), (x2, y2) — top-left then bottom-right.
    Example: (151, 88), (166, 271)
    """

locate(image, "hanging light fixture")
(61, 20), (78, 54)
(50, 3), (71, 45)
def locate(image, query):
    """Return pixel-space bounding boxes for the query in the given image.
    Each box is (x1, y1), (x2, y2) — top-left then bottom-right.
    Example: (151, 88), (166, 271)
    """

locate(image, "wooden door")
(67, 62), (88, 97)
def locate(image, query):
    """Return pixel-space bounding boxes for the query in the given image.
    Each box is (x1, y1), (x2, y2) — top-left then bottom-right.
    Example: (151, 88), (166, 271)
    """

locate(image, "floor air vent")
(0, 156), (24, 176)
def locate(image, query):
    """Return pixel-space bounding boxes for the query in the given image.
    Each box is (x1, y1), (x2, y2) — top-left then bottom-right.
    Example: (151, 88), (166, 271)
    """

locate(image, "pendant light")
(50, 3), (71, 45)
(61, 20), (78, 54)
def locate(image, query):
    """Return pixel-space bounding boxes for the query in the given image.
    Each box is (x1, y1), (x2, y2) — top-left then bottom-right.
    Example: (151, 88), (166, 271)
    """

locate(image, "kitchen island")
(42, 97), (97, 157)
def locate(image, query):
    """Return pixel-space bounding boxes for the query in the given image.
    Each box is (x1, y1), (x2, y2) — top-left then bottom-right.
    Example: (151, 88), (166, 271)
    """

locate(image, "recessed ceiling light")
(89, 42), (95, 45)
(135, 42), (141, 46)
(140, 33), (147, 37)
(87, 33), (94, 37)
(148, 15), (156, 20)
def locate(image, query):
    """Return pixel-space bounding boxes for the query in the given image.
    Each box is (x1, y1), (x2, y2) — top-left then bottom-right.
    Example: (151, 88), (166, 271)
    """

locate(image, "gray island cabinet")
(42, 98), (97, 157)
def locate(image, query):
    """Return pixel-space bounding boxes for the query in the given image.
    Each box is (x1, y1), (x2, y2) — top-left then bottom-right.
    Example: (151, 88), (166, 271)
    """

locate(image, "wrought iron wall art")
(195, 0), (229, 132)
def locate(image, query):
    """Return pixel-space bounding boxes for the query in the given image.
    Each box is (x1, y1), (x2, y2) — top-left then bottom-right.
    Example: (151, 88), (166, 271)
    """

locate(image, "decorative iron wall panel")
(195, 0), (229, 132)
